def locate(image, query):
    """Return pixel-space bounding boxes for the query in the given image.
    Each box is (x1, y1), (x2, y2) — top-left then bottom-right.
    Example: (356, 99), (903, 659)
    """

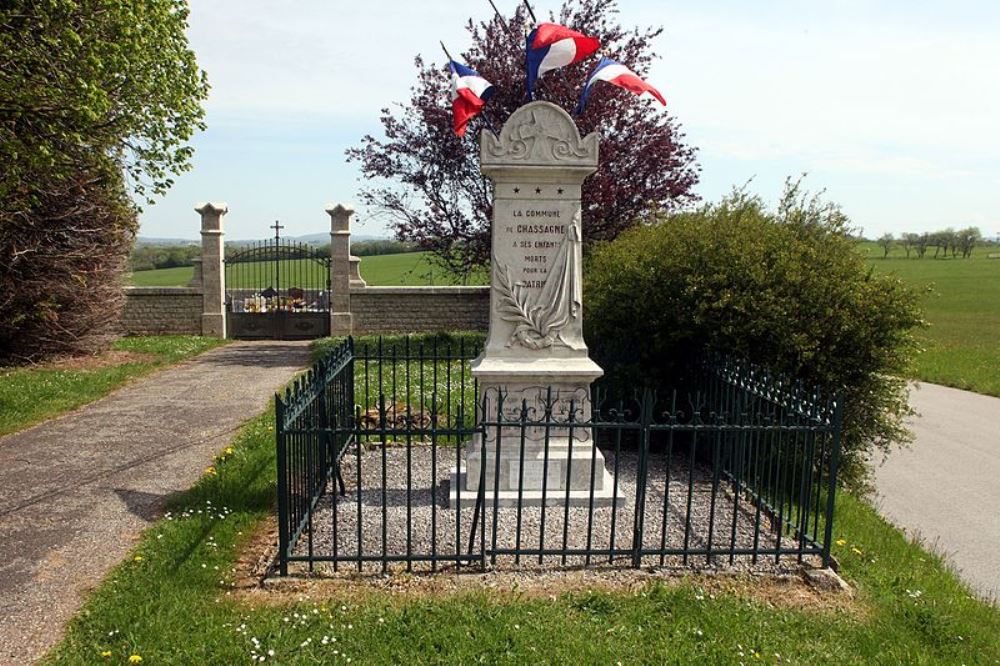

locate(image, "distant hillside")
(135, 236), (199, 246)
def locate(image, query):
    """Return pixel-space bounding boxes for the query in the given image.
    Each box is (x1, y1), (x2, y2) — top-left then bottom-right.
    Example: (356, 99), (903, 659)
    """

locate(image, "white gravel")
(294, 441), (810, 576)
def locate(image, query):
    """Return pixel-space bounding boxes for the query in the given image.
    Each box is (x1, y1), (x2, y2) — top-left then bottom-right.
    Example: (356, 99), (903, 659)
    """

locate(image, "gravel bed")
(297, 441), (807, 576)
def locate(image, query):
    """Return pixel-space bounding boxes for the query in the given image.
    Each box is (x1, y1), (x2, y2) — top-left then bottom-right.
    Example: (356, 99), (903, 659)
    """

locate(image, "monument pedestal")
(450, 100), (623, 509)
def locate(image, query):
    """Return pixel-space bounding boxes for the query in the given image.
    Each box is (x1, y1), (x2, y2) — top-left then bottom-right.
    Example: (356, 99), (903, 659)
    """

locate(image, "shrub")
(1, 1), (207, 364)
(584, 183), (924, 489)
(0, 160), (135, 363)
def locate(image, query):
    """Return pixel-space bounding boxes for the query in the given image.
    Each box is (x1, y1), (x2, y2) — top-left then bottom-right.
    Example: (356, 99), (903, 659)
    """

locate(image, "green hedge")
(584, 184), (924, 489)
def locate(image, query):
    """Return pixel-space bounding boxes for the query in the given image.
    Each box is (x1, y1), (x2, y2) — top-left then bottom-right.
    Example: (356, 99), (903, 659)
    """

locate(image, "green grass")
(128, 265), (198, 287)
(859, 241), (1000, 396)
(313, 333), (483, 443)
(129, 252), (488, 287)
(0, 336), (226, 437)
(47, 395), (1000, 664)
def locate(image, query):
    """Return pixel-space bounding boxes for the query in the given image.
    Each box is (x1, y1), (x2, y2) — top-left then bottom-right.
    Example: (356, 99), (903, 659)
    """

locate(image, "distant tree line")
(130, 239), (418, 272)
(131, 244), (200, 271)
(875, 227), (985, 259)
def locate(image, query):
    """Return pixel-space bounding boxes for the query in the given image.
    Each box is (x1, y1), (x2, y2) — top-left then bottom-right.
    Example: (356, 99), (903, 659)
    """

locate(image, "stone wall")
(120, 287), (203, 336)
(351, 286), (489, 334)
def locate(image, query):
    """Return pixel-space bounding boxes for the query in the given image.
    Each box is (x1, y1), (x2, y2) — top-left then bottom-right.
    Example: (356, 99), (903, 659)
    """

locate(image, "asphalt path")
(0, 341), (311, 664)
(875, 382), (1000, 603)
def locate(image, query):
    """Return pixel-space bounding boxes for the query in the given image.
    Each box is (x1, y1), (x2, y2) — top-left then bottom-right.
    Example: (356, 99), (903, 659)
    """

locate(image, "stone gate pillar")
(326, 203), (354, 336)
(196, 202), (227, 338)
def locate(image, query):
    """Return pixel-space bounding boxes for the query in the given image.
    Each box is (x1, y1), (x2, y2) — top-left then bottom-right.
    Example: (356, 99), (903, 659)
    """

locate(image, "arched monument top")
(480, 101), (598, 169)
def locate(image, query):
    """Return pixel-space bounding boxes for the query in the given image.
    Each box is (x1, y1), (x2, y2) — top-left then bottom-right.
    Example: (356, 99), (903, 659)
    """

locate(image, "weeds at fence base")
(234, 525), (854, 613)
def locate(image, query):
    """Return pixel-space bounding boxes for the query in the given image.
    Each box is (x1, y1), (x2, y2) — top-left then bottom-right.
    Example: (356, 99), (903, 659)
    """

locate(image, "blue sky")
(139, 0), (1000, 241)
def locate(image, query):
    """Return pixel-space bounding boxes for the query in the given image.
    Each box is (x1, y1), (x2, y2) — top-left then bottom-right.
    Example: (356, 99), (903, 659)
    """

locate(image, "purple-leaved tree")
(347, 0), (700, 276)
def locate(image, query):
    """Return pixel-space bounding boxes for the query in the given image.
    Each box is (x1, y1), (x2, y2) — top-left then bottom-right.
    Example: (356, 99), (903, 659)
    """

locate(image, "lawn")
(47, 358), (1000, 665)
(860, 241), (1000, 397)
(0, 336), (225, 437)
(129, 252), (488, 288)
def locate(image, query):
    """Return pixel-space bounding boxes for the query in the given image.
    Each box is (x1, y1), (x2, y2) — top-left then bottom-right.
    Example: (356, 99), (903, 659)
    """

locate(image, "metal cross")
(270, 220), (284, 240)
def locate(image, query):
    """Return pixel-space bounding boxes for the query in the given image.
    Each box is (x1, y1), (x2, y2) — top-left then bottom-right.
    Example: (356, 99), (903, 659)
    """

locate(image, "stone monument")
(451, 101), (620, 507)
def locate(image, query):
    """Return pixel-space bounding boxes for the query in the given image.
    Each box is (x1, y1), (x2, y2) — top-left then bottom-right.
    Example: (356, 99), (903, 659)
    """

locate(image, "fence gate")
(224, 222), (331, 340)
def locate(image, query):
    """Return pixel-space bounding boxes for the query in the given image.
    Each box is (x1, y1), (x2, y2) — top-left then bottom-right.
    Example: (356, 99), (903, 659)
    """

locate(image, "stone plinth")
(451, 101), (621, 507)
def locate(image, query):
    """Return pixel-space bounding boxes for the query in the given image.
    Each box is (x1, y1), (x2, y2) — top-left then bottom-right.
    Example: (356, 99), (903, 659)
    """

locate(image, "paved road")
(0, 341), (311, 665)
(875, 382), (1000, 603)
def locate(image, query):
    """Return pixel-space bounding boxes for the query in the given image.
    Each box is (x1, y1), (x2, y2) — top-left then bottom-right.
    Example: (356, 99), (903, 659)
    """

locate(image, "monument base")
(449, 467), (625, 508)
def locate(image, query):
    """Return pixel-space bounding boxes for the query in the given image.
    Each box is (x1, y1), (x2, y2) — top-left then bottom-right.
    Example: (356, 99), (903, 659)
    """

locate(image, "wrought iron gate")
(225, 223), (331, 340)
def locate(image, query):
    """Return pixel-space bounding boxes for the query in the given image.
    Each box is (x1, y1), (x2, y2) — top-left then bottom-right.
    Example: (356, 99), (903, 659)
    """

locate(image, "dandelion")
(225, 447), (235, 455)
(128, 656), (143, 664)
(133, 555), (143, 562)
(205, 466), (217, 476)
(100, 650), (112, 658)
(835, 538), (847, 546)
(851, 547), (863, 556)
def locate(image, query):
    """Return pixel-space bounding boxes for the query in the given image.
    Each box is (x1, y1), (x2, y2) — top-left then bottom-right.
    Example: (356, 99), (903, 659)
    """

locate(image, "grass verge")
(0, 336), (226, 437)
(48, 404), (1000, 664)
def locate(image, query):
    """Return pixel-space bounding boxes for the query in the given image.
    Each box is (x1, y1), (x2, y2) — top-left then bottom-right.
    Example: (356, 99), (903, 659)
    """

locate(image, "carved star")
(535, 187), (542, 194)
(513, 187), (520, 194)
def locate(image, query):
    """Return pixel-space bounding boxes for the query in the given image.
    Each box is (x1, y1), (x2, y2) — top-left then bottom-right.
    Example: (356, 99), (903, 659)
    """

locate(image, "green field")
(129, 252), (487, 287)
(860, 241), (1000, 397)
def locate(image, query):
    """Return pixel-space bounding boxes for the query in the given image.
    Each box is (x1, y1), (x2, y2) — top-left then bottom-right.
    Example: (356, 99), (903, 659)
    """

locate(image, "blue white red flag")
(450, 60), (495, 137)
(576, 56), (666, 114)
(526, 22), (600, 100)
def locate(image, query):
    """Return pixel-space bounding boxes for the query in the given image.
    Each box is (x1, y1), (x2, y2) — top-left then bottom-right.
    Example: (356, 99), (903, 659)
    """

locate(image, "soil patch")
(234, 518), (856, 615)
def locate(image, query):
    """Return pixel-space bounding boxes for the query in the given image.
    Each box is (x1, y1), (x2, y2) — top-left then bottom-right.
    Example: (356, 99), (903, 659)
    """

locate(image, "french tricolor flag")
(450, 60), (495, 137)
(576, 56), (666, 114)
(526, 22), (601, 99)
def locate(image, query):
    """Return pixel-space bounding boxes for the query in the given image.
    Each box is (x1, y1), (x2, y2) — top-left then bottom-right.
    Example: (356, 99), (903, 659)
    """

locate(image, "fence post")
(275, 394), (289, 576)
(631, 388), (653, 568)
(821, 395), (844, 567)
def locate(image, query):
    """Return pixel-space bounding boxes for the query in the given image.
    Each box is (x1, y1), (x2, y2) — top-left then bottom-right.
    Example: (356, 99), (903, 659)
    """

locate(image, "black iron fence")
(274, 337), (842, 576)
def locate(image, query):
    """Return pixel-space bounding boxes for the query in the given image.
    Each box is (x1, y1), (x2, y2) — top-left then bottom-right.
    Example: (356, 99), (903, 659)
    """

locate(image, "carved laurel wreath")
(492, 257), (560, 350)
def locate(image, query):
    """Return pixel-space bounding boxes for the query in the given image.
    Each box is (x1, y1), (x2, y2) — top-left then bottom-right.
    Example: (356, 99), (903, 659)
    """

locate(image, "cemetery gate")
(224, 223), (331, 340)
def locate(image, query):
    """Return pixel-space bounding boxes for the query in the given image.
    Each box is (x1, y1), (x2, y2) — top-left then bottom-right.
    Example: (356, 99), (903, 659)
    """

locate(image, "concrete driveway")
(875, 382), (1000, 603)
(0, 341), (311, 665)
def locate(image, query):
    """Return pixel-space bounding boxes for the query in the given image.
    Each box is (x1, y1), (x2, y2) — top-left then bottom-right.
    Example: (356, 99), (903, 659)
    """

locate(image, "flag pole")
(440, 40), (455, 63)
(487, 0), (522, 45)
(522, 0), (538, 24)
